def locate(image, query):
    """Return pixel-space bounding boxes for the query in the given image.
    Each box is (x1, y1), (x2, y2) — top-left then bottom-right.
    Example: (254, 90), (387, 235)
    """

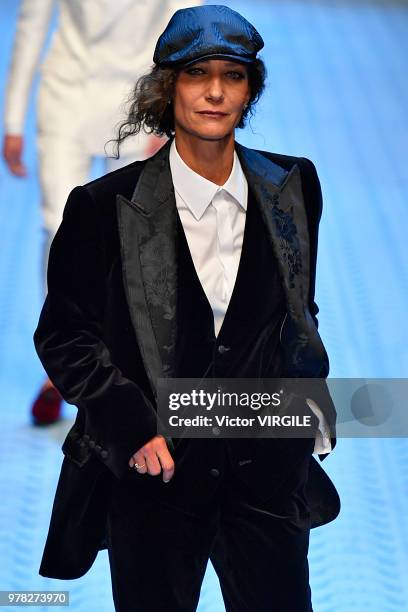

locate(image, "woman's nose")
(206, 77), (224, 102)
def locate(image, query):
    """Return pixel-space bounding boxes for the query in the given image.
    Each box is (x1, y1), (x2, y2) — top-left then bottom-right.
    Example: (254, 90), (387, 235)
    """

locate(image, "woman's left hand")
(128, 434), (175, 482)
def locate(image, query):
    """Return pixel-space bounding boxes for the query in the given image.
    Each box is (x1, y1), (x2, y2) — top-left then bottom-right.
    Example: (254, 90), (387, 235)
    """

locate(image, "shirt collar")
(169, 138), (248, 220)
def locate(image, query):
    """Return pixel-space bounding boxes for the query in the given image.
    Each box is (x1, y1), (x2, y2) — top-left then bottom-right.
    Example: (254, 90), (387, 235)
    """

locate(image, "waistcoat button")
(217, 345), (230, 354)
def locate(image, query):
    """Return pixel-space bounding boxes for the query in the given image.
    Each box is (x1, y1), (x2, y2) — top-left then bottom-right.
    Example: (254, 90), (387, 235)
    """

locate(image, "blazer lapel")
(116, 140), (177, 400)
(235, 142), (325, 376)
(236, 143), (310, 312)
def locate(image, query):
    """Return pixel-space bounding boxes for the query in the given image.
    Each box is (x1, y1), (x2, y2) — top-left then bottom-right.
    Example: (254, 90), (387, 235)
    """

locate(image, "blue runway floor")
(1, 1), (408, 610)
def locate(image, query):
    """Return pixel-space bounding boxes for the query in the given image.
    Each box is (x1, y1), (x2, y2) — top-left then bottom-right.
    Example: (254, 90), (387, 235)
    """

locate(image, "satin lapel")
(116, 140), (177, 399)
(235, 143), (326, 376)
(235, 143), (310, 315)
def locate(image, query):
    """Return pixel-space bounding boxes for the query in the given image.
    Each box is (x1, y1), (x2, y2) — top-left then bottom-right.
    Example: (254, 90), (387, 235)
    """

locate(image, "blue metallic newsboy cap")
(153, 4), (264, 68)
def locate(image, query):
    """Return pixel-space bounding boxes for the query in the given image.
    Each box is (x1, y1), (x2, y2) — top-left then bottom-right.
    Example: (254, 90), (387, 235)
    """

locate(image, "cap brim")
(173, 53), (255, 68)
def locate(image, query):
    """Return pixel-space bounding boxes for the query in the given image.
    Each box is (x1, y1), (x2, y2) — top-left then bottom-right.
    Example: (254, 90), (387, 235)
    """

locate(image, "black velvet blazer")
(33, 138), (339, 579)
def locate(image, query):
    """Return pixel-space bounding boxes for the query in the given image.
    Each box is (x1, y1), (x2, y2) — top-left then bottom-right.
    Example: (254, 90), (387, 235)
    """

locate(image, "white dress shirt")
(169, 139), (332, 455)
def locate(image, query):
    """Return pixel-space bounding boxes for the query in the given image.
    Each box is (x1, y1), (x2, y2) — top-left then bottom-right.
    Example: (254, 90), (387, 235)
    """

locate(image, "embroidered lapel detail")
(235, 142), (325, 376)
(116, 140), (178, 399)
(235, 142), (311, 311)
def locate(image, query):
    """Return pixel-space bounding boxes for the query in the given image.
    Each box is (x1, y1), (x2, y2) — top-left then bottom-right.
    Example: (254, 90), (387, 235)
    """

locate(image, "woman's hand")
(129, 434), (175, 482)
(3, 134), (27, 176)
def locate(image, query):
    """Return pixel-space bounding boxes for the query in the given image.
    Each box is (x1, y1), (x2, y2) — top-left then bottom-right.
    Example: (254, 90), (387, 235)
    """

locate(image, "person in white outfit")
(3, 0), (200, 424)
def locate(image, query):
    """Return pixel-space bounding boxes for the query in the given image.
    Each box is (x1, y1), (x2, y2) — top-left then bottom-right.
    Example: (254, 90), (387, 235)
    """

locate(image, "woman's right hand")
(3, 134), (27, 176)
(128, 434), (175, 483)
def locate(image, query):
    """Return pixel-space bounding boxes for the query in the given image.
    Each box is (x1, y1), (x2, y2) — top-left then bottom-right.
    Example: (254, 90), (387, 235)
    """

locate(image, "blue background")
(1, 0), (408, 610)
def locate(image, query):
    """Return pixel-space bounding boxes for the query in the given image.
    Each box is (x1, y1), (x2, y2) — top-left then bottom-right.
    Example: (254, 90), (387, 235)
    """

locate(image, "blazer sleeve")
(33, 185), (160, 480)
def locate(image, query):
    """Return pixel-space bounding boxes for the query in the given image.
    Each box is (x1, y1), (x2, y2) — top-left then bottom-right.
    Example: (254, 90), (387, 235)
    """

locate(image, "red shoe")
(31, 384), (62, 425)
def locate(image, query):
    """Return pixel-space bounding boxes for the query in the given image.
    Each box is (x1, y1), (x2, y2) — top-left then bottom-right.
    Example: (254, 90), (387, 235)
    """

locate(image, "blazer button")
(79, 441), (86, 448)
(217, 345), (230, 354)
(100, 450), (108, 460)
(83, 434), (90, 442)
(89, 440), (96, 449)
(95, 445), (102, 453)
(210, 468), (220, 478)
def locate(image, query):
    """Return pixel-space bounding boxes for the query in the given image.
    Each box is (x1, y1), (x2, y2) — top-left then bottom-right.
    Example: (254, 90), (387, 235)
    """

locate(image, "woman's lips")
(197, 111), (228, 118)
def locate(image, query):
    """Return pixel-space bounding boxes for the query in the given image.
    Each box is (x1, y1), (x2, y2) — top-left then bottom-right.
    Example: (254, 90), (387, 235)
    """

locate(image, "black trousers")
(106, 438), (313, 612)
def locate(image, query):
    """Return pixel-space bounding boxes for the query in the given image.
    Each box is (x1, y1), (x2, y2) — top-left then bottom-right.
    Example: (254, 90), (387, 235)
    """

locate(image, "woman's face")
(173, 59), (251, 142)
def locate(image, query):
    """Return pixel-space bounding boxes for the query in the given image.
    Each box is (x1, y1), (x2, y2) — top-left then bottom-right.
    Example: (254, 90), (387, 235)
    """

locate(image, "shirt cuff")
(3, 122), (23, 136)
(306, 397), (333, 455)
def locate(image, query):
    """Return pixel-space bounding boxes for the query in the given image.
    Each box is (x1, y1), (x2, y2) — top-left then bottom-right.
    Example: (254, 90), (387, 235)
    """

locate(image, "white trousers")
(37, 129), (152, 295)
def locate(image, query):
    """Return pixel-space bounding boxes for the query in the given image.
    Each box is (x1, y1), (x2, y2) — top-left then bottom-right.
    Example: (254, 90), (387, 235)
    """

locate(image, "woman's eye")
(186, 68), (204, 75)
(227, 71), (245, 80)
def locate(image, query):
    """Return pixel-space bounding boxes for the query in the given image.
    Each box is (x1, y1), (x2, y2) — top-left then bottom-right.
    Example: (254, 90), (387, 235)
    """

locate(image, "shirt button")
(217, 345), (230, 354)
(210, 468), (220, 478)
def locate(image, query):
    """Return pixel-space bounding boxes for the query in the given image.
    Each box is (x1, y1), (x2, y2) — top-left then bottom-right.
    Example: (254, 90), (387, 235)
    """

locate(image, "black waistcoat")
(172, 185), (293, 474)
(174, 185), (287, 380)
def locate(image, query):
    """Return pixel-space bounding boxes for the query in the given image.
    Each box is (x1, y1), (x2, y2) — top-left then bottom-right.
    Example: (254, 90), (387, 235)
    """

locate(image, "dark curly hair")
(111, 58), (267, 157)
